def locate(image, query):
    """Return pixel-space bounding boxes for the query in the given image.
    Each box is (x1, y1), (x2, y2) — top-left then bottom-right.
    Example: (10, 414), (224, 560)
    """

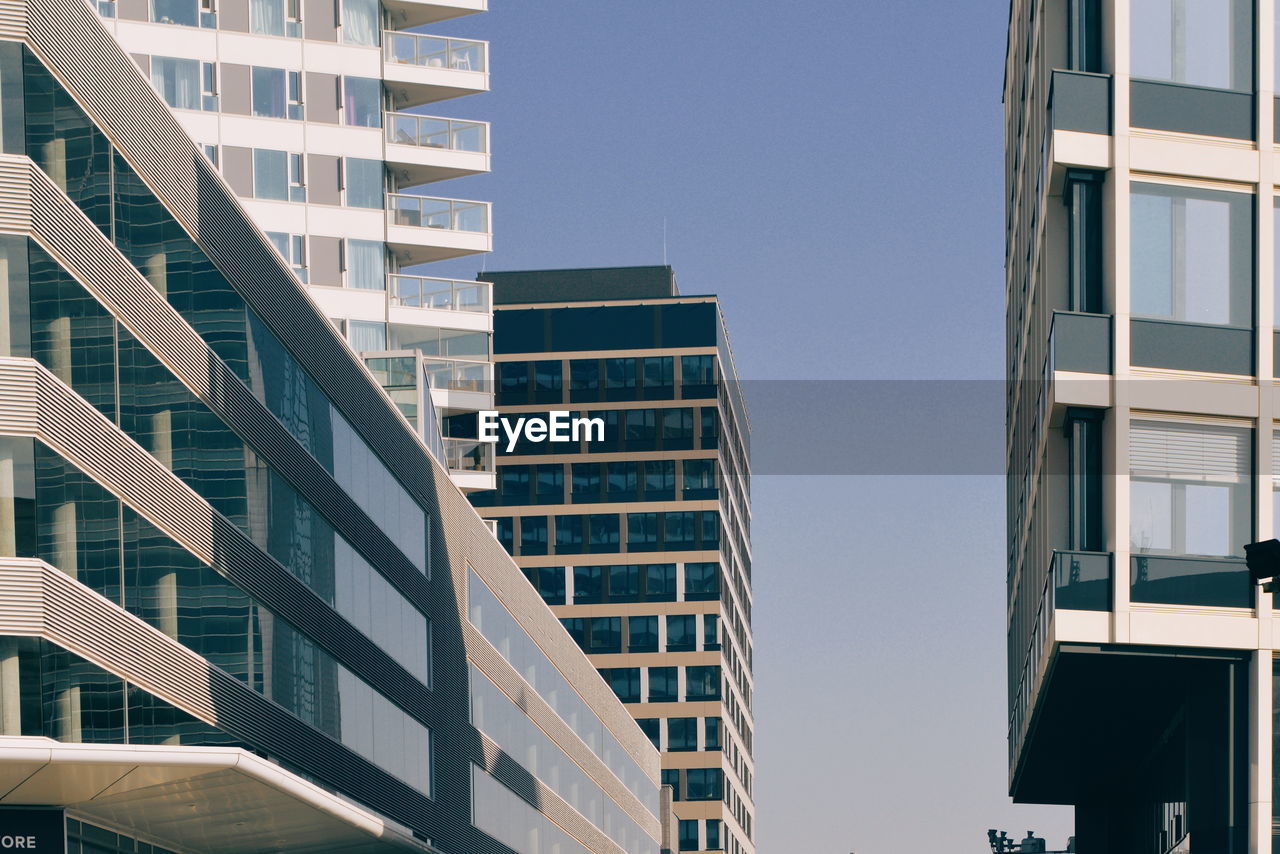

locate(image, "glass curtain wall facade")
(0, 4), (661, 852)
(1004, 1), (1280, 852)
(94, 0), (496, 491)
(471, 268), (754, 854)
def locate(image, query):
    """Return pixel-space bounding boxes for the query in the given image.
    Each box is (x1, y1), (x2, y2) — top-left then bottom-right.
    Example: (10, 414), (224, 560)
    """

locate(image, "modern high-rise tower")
(0, 0), (668, 851)
(1005, 1), (1280, 850)
(96, 0), (496, 492)
(470, 267), (755, 854)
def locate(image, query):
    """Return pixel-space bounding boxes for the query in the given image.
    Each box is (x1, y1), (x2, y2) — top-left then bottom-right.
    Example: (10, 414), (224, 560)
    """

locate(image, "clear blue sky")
(426, 1), (1074, 850)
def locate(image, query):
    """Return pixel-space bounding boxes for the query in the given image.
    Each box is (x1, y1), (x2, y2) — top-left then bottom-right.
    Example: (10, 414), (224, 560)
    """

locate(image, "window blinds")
(1131, 420), (1249, 479)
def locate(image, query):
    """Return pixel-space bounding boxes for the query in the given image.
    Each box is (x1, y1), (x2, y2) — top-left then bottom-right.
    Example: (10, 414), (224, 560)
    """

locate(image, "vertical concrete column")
(0, 442), (17, 557)
(1256, 12), (1277, 850)
(45, 315), (71, 385)
(52, 500), (77, 580)
(0, 636), (20, 735)
(1108, 0), (1133, 642)
(56, 681), (80, 742)
(1251, 650), (1274, 854)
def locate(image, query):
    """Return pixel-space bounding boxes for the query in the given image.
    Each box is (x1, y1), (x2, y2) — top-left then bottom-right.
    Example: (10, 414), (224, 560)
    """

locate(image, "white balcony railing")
(386, 112), (489, 153)
(384, 32), (487, 72)
(388, 193), (490, 233)
(390, 275), (491, 313)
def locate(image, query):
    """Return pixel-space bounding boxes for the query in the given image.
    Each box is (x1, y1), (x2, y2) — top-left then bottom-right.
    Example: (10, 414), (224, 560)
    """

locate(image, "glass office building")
(470, 267), (754, 854)
(0, 2), (664, 852)
(1004, 1), (1280, 850)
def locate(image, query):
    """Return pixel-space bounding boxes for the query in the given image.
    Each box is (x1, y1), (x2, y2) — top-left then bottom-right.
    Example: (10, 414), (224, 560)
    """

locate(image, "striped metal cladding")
(13, 158), (661, 839)
(0, 558), (442, 829)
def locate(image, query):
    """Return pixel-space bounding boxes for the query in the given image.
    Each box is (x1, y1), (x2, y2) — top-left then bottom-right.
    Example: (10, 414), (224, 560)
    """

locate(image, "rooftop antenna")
(662, 217), (668, 266)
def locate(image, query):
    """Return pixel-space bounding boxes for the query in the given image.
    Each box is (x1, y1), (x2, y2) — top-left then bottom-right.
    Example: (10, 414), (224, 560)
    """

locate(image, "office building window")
(685, 768), (722, 800)
(343, 76), (382, 127)
(344, 239), (385, 289)
(340, 0), (380, 45)
(1131, 0), (1252, 90)
(201, 143), (218, 166)
(705, 717), (722, 751)
(601, 667), (640, 703)
(520, 566), (565, 606)
(520, 515), (548, 556)
(628, 615), (657, 652)
(1130, 420), (1250, 557)
(666, 614), (696, 652)
(1130, 182), (1251, 327)
(637, 718), (660, 750)
(648, 666), (677, 702)
(342, 157), (384, 208)
(668, 717), (697, 752)
(685, 562), (720, 601)
(704, 613), (719, 650)
(706, 819), (723, 851)
(288, 152), (306, 201)
(679, 819), (699, 851)
(686, 665), (721, 700)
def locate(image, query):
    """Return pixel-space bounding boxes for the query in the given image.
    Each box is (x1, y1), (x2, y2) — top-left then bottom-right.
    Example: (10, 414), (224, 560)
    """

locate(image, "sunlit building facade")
(471, 267), (754, 854)
(0, 2), (664, 852)
(1004, 1), (1280, 851)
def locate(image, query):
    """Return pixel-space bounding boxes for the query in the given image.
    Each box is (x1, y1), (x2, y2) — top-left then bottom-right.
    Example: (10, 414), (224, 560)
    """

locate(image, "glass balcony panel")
(389, 276), (491, 313)
(445, 438), (494, 472)
(1130, 555), (1252, 608)
(422, 357), (492, 393)
(384, 33), (486, 72)
(1051, 550), (1111, 610)
(385, 114), (488, 153)
(387, 194), (490, 233)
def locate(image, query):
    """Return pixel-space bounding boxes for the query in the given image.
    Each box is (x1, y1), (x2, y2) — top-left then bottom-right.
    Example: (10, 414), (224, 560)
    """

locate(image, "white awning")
(0, 737), (441, 854)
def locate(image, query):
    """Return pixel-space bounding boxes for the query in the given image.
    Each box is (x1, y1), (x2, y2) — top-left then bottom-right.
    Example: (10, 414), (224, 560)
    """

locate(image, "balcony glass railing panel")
(388, 194), (490, 233)
(1051, 550), (1111, 611)
(446, 437), (494, 473)
(386, 113), (489, 153)
(390, 275), (491, 313)
(1130, 555), (1252, 609)
(384, 32), (487, 72)
(423, 356), (491, 394)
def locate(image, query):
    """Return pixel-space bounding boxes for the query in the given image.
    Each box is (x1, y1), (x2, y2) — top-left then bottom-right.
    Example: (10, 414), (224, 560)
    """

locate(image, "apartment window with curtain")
(1131, 0), (1252, 90)
(1130, 182), (1251, 327)
(348, 320), (387, 352)
(250, 0), (300, 35)
(344, 239), (385, 289)
(342, 76), (382, 127)
(151, 57), (203, 110)
(1130, 420), (1252, 607)
(340, 0), (380, 45)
